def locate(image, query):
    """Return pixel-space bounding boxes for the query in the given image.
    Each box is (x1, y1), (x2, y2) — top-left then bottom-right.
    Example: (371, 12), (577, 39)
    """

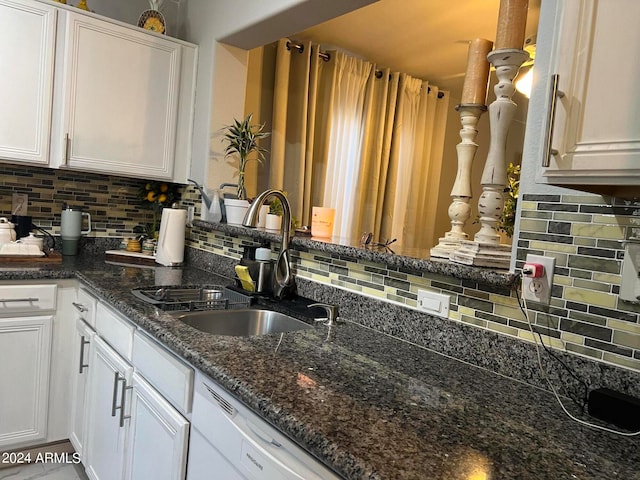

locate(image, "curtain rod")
(286, 41), (445, 99)
(286, 41), (330, 61)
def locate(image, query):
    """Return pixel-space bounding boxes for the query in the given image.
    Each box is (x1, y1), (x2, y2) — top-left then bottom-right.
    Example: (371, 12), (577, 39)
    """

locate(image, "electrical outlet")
(417, 289), (450, 317)
(522, 254), (555, 305)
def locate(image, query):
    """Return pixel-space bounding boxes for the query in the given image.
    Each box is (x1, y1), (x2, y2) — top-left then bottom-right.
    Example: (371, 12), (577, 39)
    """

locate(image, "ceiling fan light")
(515, 67), (533, 98)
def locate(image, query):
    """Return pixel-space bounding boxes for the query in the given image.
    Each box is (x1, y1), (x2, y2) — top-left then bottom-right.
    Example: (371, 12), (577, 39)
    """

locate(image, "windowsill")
(192, 220), (518, 289)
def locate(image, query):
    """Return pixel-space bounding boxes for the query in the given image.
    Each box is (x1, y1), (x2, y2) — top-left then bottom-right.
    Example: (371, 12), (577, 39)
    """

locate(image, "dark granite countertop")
(0, 257), (638, 479)
(192, 220), (519, 288)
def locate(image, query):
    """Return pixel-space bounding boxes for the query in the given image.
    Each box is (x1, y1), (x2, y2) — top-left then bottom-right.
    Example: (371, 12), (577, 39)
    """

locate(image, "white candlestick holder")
(450, 48), (529, 268)
(431, 103), (486, 259)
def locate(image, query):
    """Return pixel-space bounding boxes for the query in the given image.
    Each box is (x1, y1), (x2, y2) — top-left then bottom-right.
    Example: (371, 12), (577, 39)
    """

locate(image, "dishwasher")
(187, 371), (341, 480)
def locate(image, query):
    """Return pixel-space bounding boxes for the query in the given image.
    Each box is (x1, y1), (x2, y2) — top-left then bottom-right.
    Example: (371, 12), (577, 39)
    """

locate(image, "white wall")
(88, 0), (184, 37)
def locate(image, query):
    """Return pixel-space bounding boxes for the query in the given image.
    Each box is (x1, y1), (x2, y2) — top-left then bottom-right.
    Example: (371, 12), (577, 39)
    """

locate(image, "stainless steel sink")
(172, 308), (313, 336)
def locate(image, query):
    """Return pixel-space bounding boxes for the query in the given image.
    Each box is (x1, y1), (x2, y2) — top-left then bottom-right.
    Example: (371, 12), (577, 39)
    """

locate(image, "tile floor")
(0, 462), (88, 480)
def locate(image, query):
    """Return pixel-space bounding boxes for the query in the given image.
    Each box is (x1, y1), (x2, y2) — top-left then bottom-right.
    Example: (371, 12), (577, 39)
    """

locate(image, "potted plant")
(265, 196), (283, 230)
(139, 181), (178, 239)
(498, 162), (521, 239)
(221, 113), (270, 224)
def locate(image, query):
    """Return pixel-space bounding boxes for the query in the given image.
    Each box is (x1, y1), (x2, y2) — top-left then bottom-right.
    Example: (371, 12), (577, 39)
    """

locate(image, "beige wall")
(183, 0), (377, 192)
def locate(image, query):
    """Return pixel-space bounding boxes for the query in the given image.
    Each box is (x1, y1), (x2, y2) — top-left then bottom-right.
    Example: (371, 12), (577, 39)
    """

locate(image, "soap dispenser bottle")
(255, 247), (273, 294)
(207, 189), (223, 223)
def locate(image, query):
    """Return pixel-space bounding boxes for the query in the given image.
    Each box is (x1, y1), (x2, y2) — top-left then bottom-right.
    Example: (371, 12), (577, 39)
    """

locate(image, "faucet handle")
(308, 303), (340, 326)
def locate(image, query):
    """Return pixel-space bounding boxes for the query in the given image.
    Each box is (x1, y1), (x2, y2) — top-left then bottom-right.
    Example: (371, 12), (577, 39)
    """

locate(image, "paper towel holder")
(155, 207), (186, 267)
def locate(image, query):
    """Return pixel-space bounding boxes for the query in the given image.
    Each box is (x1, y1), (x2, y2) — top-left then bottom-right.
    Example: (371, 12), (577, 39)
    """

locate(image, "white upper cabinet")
(0, 0), (56, 165)
(540, 0), (640, 190)
(51, 11), (183, 180)
(0, 0), (197, 181)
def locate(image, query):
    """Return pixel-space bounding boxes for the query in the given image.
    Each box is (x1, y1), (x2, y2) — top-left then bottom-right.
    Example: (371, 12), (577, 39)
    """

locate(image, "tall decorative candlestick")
(449, 0), (529, 268)
(450, 48), (530, 268)
(460, 39), (493, 104)
(432, 39), (492, 259)
(431, 104), (487, 259)
(495, 0), (529, 50)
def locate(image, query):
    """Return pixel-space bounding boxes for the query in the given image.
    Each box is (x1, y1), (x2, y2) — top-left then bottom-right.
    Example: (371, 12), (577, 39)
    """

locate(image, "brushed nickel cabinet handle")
(64, 133), (70, 165)
(72, 302), (88, 313)
(0, 297), (39, 303)
(111, 371), (120, 417)
(119, 379), (132, 428)
(111, 373), (132, 427)
(542, 74), (565, 168)
(78, 336), (90, 374)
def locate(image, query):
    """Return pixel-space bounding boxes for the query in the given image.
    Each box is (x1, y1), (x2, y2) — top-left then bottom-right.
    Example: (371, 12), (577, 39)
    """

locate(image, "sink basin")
(172, 308), (313, 336)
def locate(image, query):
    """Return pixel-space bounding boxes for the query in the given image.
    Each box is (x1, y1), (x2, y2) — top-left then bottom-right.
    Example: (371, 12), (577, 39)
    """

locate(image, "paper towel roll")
(155, 208), (186, 266)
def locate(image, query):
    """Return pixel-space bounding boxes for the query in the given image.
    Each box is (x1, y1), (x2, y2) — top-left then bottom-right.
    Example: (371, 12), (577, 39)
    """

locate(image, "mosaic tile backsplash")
(2, 164), (639, 374)
(187, 193), (640, 374)
(0, 164), (187, 236)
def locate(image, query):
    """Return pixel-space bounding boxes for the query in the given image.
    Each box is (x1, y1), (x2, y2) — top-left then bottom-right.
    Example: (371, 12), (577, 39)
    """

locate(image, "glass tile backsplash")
(186, 192), (640, 373)
(2, 165), (638, 373)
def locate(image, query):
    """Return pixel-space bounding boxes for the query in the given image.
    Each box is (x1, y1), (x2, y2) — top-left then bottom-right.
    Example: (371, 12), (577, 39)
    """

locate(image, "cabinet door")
(0, 315), (53, 448)
(0, 0), (55, 165)
(54, 11), (182, 179)
(69, 318), (94, 460)
(542, 0), (640, 185)
(84, 336), (132, 480)
(124, 372), (189, 480)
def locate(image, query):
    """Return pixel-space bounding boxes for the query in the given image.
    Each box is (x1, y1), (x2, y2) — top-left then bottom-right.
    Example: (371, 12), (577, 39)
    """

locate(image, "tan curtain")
(353, 69), (396, 241)
(269, 39), (328, 225)
(322, 52), (372, 238)
(269, 38), (449, 249)
(379, 79), (450, 249)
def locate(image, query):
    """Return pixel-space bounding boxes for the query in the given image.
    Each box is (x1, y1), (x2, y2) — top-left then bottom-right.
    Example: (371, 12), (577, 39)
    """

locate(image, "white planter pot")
(257, 205), (270, 228)
(224, 198), (250, 225)
(265, 213), (282, 231)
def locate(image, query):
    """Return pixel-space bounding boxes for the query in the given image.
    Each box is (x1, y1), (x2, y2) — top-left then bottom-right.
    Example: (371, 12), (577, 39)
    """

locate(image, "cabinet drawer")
(95, 302), (134, 360)
(0, 284), (57, 314)
(73, 288), (97, 328)
(132, 331), (193, 414)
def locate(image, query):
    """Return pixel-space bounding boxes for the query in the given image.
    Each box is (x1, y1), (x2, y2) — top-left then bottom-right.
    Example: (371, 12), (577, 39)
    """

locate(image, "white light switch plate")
(417, 289), (450, 317)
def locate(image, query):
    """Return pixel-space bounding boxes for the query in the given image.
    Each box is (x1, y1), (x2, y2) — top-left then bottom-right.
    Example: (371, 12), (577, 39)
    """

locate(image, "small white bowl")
(19, 233), (44, 251)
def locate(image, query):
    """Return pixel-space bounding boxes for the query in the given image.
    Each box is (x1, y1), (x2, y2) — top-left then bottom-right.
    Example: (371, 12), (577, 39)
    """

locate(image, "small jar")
(142, 239), (156, 256)
(126, 238), (142, 252)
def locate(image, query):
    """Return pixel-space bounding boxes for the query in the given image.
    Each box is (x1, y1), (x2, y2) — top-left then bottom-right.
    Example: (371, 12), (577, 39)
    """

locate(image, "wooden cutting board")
(0, 250), (62, 263)
(105, 250), (157, 266)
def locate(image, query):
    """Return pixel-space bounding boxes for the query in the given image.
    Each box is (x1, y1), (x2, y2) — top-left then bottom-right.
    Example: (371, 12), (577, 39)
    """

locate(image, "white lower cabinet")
(0, 283), (58, 450)
(124, 373), (189, 480)
(0, 314), (52, 448)
(84, 336), (132, 480)
(69, 317), (94, 460)
(78, 299), (191, 480)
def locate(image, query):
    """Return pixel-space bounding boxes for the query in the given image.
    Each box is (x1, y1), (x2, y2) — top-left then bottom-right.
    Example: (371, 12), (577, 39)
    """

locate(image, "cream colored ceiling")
(292, 0), (540, 92)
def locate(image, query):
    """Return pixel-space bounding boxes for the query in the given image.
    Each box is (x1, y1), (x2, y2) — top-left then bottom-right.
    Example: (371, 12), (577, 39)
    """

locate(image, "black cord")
(515, 277), (590, 411)
(33, 225), (56, 253)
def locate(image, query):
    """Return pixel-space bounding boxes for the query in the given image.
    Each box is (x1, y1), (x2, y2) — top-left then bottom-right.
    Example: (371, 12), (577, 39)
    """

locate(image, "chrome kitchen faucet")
(242, 189), (295, 299)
